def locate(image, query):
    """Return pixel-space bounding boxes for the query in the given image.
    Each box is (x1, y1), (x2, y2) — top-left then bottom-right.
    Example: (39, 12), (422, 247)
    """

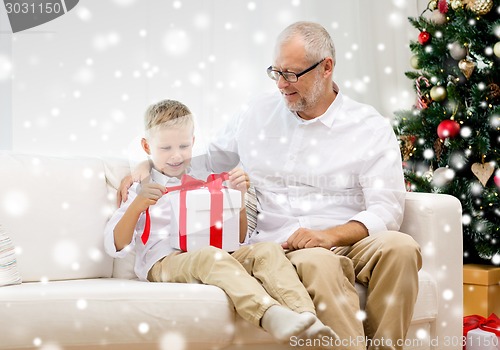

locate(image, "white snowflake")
(0, 54), (12, 81)
(3, 190), (29, 216)
(253, 31), (267, 45)
(40, 344), (62, 350)
(442, 289), (453, 301)
(92, 32), (121, 51)
(492, 254), (500, 265)
(53, 240), (80, 266)
(388, 12), (404, 27)
(423, 242), (435, 257)
(423, 149), (434, 159)
(193, 13), (210, 29)
(416, 328), (428, 340)
(160, 332), (186, 350)
(355, 310), (367, 321)
(213, 251), (223, 261)
(76, 299), (88, 310)
(163, 29), (190, 56)
(88, 247), (103, 262)
(138, 322), (150, 334)
(460, 127), (472, 138)
(76, 6), (92, 21)
(112, 0), (136, 6)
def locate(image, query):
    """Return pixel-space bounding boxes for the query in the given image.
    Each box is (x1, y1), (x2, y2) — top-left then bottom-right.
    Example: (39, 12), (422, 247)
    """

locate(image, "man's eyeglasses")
(267, 58), (325, 83)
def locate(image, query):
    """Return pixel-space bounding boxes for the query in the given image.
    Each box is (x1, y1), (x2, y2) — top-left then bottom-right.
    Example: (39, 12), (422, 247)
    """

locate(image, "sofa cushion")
(0, 278), (235, 349)
(0, 225), (22, 287)
(0, 153), (114, 282)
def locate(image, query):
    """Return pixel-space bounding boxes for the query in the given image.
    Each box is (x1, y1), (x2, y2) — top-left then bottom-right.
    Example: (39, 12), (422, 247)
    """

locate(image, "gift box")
(464, 314), (500, 350)
(463, 264), (500, 317)
(168, 174), (241, 252)
(466, 328), (500, 350)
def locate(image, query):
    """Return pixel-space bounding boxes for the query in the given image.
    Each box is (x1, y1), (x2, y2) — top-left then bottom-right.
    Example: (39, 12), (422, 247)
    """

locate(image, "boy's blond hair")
(144, 99), (194, 136)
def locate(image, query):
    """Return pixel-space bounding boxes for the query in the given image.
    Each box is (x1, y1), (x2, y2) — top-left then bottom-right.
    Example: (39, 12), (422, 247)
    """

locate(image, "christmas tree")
(394, 0), (500, 264)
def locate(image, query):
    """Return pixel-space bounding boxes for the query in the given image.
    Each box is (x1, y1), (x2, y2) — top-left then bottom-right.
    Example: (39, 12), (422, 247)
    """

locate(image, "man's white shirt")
(208, 83), (406, 245)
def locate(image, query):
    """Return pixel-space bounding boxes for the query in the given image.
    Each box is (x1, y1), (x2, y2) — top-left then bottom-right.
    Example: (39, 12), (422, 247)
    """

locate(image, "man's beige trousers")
(287, 230), (422, 350)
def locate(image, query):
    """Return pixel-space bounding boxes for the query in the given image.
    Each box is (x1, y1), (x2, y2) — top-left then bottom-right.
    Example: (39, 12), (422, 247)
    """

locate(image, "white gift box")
(170, 188), (241, 252)
(466, 329), (500, 350)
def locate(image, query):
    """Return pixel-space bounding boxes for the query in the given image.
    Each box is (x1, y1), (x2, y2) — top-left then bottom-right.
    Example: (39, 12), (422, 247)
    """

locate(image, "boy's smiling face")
(142, 125), (194, 179)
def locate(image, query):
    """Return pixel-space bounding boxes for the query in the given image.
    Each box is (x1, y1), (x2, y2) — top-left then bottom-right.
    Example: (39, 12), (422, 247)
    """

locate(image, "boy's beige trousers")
(148, 242), (316, 328)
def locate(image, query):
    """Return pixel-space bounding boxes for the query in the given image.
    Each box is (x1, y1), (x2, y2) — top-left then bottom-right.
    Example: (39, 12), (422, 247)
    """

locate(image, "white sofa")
(0, 152), (463, 350)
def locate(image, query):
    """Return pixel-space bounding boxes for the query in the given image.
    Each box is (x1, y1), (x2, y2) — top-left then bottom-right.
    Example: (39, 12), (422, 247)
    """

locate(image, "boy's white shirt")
(104, 168), (184, 281)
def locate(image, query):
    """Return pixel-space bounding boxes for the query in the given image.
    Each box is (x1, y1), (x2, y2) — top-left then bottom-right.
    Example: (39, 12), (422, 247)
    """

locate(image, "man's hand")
(227, 167), (250, 194)
(117, 160), (152, 206)
(281, 228), (335, 251)
(282, 221), (369, 251)
(117, 175), (134, 207)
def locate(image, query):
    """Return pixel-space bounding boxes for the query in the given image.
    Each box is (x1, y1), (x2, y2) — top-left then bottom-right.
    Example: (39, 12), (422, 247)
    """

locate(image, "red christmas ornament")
(438, 0), (448, 13)
(437, 120), (460, 139)
(418, 31), (431, 45)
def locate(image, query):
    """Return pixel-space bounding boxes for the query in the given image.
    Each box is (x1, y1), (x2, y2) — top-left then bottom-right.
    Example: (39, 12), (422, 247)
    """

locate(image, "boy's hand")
(131, 182), (166, 213)
(227, 168), (250, 194)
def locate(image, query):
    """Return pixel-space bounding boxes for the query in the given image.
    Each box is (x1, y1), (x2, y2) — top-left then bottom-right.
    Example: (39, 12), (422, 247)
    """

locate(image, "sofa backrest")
(0, 152), (130, 282)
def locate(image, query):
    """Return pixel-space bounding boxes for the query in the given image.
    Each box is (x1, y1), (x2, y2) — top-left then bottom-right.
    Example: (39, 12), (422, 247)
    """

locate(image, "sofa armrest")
(401, 192), (463, 349)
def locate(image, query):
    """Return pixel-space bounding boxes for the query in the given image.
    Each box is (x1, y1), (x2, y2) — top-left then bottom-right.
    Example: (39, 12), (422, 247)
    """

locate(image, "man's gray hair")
(276, 21), (336, 65)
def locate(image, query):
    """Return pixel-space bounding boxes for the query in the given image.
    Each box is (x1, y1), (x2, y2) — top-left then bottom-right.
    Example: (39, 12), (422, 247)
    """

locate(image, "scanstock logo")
(3, 0), (79, 33)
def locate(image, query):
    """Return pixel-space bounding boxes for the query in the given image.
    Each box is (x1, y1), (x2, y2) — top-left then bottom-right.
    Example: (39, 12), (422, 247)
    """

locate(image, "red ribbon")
(206, 173), (228, 249)
(463, 314), (500, 349)
(141, 173), (229, 250)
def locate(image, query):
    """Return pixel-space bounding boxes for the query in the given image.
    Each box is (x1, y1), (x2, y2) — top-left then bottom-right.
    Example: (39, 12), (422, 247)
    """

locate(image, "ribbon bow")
(141, 172), (229, 246)
(463, 314), (500, 349)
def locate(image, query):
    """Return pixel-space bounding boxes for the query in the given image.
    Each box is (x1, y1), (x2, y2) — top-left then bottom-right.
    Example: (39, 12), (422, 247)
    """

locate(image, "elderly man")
(206, 21), (422, 350)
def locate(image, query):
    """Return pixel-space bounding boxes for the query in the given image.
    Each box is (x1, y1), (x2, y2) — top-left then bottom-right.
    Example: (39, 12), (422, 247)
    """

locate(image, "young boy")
(104, 99), (337, 345)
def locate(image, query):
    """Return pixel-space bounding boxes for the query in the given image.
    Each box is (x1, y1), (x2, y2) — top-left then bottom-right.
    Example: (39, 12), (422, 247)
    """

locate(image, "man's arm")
(117, 161), (152, 206)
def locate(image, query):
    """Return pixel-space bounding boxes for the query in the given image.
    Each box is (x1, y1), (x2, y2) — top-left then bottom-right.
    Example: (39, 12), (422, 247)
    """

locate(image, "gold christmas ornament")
(410, 55), (420, 69)
(430, 86), (447, 102)
(449, 41), (467, 60)
(458, 59), (476, 79)
(494, 41), (500, 58)
(464, 0), (493, 15)
(432, 167), (455, 187)
(400, 135), (416, 161)
(471, 162), (495, 186)
(451, 0), (463, 10)
(423, 167), (434, 182)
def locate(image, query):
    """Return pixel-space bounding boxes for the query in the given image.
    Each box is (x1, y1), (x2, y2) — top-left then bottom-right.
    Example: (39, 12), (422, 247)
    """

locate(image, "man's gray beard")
(284, 76), (324, 114)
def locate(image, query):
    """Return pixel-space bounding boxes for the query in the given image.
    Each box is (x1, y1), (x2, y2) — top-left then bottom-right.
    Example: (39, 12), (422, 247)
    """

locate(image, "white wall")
(0, 5), (12, 150)
(1, 0), (424, 158)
